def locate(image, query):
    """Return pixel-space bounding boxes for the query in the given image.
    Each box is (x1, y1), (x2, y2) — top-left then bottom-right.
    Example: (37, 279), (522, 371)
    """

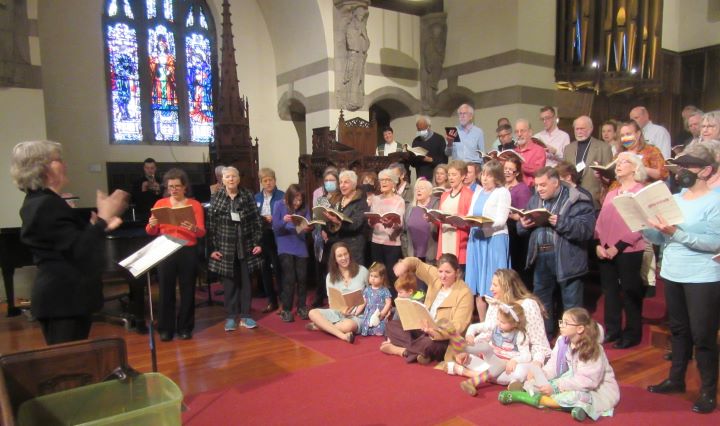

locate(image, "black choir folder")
(119, 235), (187, 278)
(611, 180), (683, 232)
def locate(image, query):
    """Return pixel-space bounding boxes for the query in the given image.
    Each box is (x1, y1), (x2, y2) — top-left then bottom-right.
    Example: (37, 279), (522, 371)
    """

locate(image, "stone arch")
(365, 87), (421, 120)
(277, 90), (308, 154)
(435, 86), (476, 116)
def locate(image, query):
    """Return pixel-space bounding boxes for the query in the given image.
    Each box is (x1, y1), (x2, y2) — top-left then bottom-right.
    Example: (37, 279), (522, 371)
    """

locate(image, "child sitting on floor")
(358, 262), (393, 336)
(498, 307), (620, 422)
(443, 303), (531, 396)
(393, 271), (426, 311)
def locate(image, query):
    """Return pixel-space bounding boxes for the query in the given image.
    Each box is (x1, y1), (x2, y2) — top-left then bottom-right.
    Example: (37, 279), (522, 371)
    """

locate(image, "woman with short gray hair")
(321, 169), (368, 265)
(11, 140), (128, 344)
(367, 168), (405, 284)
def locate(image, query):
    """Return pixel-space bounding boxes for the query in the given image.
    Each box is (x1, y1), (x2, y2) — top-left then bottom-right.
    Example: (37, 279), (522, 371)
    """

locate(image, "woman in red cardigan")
(437, 160), (474, 268)
(146, 168), (206, 341)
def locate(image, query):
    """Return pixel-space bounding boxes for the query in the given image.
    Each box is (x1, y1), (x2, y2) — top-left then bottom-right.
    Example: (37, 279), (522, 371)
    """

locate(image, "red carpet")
(181, 279), (720, 424)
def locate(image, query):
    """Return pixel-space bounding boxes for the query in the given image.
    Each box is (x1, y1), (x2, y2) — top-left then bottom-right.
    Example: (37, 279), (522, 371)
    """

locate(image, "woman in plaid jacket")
(208, 166), (264, 331)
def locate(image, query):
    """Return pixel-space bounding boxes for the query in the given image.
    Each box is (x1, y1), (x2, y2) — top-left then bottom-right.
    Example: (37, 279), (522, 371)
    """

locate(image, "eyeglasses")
(378, 178), (393, 183)
(558, 319), (580, 328)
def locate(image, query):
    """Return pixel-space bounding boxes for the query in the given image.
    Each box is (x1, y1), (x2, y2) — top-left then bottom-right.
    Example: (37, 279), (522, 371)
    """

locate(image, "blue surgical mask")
(324, 181), (337, 192)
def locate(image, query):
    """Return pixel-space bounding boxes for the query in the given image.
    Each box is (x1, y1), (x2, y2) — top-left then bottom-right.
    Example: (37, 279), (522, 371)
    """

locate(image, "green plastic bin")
(17, 372), (182, 426)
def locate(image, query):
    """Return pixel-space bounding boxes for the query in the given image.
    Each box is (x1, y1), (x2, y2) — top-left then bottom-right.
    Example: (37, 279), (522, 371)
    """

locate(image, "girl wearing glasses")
(499, 307), (619, 422)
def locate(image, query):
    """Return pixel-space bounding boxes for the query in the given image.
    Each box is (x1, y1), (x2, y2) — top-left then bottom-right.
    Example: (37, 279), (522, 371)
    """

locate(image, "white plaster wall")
(676, 0), (720, 51)
(444, 0), (520, 66)
(517, 0), (556, 55)
(0, 88), (47, 228)
(458, 64), (556, 92)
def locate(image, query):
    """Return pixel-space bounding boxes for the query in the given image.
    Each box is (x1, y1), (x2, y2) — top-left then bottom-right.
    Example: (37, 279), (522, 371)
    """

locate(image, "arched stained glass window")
(103, 0), (216, 144)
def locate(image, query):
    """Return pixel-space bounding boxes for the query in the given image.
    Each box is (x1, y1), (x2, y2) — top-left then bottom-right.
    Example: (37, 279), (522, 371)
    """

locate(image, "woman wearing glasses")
(146, 168), (206, 341)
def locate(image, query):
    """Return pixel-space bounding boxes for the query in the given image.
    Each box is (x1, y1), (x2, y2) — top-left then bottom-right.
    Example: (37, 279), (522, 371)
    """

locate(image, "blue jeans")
(533, 250), (584, 337)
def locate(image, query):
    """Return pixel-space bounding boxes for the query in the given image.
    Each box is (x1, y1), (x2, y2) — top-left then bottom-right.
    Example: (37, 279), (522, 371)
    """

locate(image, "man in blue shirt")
(445, 103), (484, 163)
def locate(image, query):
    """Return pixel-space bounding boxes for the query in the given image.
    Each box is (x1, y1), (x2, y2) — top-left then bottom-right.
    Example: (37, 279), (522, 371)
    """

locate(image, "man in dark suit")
(563, 116), (613, 210)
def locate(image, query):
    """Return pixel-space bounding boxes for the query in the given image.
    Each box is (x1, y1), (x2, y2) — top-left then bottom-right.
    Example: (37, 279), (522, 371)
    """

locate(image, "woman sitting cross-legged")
(307, 242), (367, 343)
(380, 255), (474, 364)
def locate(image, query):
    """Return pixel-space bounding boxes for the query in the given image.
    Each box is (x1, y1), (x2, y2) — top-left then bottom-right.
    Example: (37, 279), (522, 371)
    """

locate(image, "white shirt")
(641, 121), (671, 159)
(376, 141), (399, 156)
(534, 127), (570, 167)
(430, 288), (451, 319)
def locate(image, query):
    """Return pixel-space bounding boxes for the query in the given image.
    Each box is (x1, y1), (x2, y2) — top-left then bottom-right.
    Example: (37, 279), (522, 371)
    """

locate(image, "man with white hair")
(563, 115), (613, 209)
(514, 119), (547, 187)
(410, 115), (448, 181)
(629, 106), (671, 159)
(445, 103), (484, 163)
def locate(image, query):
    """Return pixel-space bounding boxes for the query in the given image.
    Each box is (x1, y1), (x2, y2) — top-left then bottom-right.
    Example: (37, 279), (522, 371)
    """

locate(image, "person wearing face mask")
(410, 115), (448, 181)
(609, 120), (668, 190)
(644, 144), (720, 414)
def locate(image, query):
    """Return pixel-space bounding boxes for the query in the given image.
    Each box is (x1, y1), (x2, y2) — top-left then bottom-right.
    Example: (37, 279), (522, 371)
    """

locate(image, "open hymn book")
(394, 298), (436, 331)
(289, 215), (325, 234)
(402, 145), (428, 157)
(611, 180), (684, 232)
(327, 287), (365, 312)
(509, 206), (552, 226)
(118, 235), (187, 278)
(312, 206), (353, 224)
(589, 159), (617, 180)
(364, 211), (402, 227)
(151, 205), (195, 226)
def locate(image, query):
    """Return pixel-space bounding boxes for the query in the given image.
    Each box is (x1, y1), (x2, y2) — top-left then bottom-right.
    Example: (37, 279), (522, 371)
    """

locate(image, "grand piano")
(0, 209), (152, 325)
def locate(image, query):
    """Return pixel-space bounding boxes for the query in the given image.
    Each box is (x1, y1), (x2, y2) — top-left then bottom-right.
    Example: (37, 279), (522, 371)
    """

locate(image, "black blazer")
(20, 189), (107, 318)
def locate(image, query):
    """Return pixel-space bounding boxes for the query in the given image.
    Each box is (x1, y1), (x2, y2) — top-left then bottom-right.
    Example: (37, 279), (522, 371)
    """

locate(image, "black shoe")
(178, 331), (192, 340)
(692, 392), (717, 414)
(613, 339), (640, 349)
(603, 334), (621, 344)
(663, 352), (672, 361)
(297, 307), (310, 321)
(262, 303), (278, 313)
(647, 379), (686, 394)
(159, 332), (173, 342)
(280, 310), (295, 323)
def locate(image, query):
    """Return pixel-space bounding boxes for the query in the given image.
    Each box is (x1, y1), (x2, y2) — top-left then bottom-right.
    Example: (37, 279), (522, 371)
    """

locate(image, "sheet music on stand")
(119, 235), (187, 278)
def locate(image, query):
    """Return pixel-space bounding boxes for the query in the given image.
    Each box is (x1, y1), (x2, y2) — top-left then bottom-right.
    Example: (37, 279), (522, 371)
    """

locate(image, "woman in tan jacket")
(381, 254), (474, 363)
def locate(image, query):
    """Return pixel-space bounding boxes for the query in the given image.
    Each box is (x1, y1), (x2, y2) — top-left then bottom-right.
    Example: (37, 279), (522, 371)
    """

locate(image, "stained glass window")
(107, 23), (142, 141)
(104, 0), (215, 144)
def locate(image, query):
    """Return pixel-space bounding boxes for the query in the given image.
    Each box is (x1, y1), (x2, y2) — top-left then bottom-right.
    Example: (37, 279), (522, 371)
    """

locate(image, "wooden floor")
(0, 301), (717, 419)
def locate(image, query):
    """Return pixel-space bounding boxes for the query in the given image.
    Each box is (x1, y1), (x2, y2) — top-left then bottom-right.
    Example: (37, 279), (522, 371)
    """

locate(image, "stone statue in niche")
(338, 2), (369, 111)
(420, 13), (447, 115)
(0, 0), (32, 87)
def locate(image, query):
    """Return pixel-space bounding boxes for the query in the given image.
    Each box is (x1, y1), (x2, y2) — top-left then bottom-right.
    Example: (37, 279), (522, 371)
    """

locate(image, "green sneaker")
(498, 390), (541, 407)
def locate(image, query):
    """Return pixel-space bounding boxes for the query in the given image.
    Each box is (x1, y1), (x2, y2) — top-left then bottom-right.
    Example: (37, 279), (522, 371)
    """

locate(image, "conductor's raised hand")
(96, 189), (129, 230)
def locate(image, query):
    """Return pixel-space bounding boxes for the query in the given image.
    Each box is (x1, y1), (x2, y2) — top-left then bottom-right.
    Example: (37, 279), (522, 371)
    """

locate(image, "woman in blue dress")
(465, 160), (512, 321)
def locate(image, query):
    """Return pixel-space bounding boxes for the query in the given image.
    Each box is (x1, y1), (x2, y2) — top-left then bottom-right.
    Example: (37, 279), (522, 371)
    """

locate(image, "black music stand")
(118, 235), (186, 372)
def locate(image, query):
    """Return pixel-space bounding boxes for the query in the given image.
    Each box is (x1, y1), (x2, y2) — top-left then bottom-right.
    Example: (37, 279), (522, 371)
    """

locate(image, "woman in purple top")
(272, 184), (312, 323)
(503, 156), (532, 285)
(403, 178), (439, 263)
(595, 152), (647, 349)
